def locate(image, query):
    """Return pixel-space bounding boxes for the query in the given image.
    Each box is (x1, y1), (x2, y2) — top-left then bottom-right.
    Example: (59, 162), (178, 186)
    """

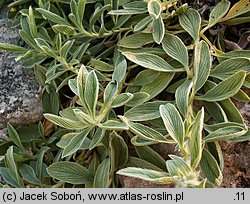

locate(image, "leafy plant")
(0, 0), (250, 188)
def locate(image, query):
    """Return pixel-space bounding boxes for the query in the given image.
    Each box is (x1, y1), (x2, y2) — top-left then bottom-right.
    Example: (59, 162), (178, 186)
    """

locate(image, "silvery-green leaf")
(176, 79), (193, 117)
(62, 128), (91, 157)
(205, 122), (245, 133)
(68, 79), (78, 95)
(208, 0), (231, 28)
(91, 59), (115, 72)
(104, 81), (118, 105)
(126, 92), (150, 107)
(134, 16), (152, 32)
(132, 70), (159, 86)
(120, 116), (170, 143)
(47, 162), (93, 184)
(233, 89), (250, 102)
(204, 101), (228, 123)
(228, 129), (250, 142)
(204, 126), (247, 142)
(112, 55), (127, 83)
(5, 147), (20, 183)
(135, 146), (167, 171)
(108, 9), (147, 15)
(0, 168), (22, 188)
(111, 93), (133, 108)
(59, 40), (74, 58)
(210, 58), (250, 80)
(84, 71), (99, 116)
(200, 149), (222, 187)
(117, 168), (173, 184)
(100, 120), (129, 130)
(141, 72), (175, 99)
(166, 155), (192, 178)
(78, 0), (86, 23)
(152, 15), (165, 44)
(110, 132), (128, 170)
(190, 108), (204, 169)
(19, 164), (41, 185)
(7, 123), (25, 150)
(148, 0), (161, 19)
(0, 43), (29, 53)
(193, 41), (211, 92)
(219, 99), (244, 124)
(44, 114), (85, 129)
(36, 8), (71, 25)
(125, 101), (168, 121)
(119, 33), (154, 48)
(179, 8), (201, 42)
(93, 158), (110, 188)
(126, 157), (163, 172)
(52, 24), (76, 35)
(73, 109), (96, 124)
(196, 71), (246, 102)
(89, 128), (106, 150)
(131, 136), (160, 146)
(160, 104), (185, 146)
(77, 65), (88, 104)
(162, 34), (189, 69)
(122, 52), (183, 72)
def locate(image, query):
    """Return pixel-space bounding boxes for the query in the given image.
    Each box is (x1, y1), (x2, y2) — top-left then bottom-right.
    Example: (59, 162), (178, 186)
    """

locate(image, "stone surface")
(0, 8), (43, 135)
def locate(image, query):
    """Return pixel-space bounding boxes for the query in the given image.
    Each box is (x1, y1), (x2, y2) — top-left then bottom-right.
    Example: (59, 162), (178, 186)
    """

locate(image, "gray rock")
(0, 8), (43, 136)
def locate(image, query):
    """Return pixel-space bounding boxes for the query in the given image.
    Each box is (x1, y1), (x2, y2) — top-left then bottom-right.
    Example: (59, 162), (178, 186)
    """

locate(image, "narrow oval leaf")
(7, 123), (25, 150)
(148, 0), (161, 19)
(196, 71), (246, 102)
(125, 92), (150, 107)
(91, 59), (115, 72)
(47, 162), (93, 184)
(134, 16), (152, 32)
(162, 34), (189, 69)
(84, 71), (99, 116)
(132, 69), (159, 86)
(104, 81), (118, 105)
(152, 16), (165, 44)
(176, 79), (193, 117)
(117, 168), (173, 184)
(159, 104), (185, 146)
(122, 52), (182, 72)
(208, 0), (231, 28)
(111, 93), (134, 108)
(19, 164), (41, 185)
(190, 108), (204, 169)
(179, 8), (201, 42)
(119, 33), (154, 48)
(93, 158), (110, 188)
(100, 120), (129, 130)
(193, 41), (211, 92)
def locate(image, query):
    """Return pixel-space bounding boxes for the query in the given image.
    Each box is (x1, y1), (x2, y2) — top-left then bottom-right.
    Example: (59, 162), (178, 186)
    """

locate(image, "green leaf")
(126, 157), (163, 172)
(162, 34), (189, 69)
(152, 16), (165, 44)
(132, 70), (159, 86)
(193, 41), (211, 92)
(131, 136), (160, 146)
(141, 72), (175, 99)
(36, 8), (70, 25)
(108, 9), (147, 15)
(111, 93), (133, 108)
(44, 114), (86, 129)
(125, 92), (150, 107)
(160, 104), (185, 146)
(120, 116), (170, 143)
(52, 24), (76, 35)
(0, 168), (22, 188)
(179, 8), (201, 42)
(100, 120), (129, 131)
(112, 55), (127, 83)
(125, 101), (168, 121)
(135, 146), (167, 171)
(73, 109), (96, 124)
(204, 101), (227, 123)
(210, 58), (250, 80)
(122, 52), (182, 72)
(166, 155), (192, 178)
(200, 149), (222, 187)
(196, 71), (246, 102)
(190, 108), (204, 169)
(91, 59), (115, 72)
(228, 129), (250, 142)
(110, 132), (128, 170)
(104, 81), (118, 105)
(134, 16), (152, 32)
(0, 43), (28, 53)
(148, 0), (161, 19)
(117, 168), (173, 184)
(119, 33), (154, 48)
(5, 147), (20, 183)
(176, 79), (193, 117)
(62, 128), (91, 158)
(93, 158), (110, 188)
(204, 126), (247, 142)
(47, 162), (93, 184)
(208, 0), (231, 28)
(19, 164), (41, 185)
(84, 71), (99, 116)
(78, 0), (86, 23)
(7, 123), (25, 150)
